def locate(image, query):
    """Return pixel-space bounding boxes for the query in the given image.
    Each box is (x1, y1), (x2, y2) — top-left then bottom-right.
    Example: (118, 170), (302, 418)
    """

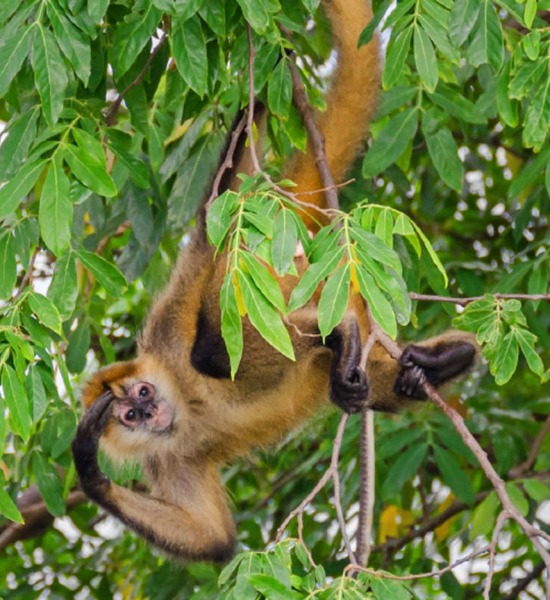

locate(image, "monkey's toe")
(330, 367), (369, 414)
(394, 365), (427, 400)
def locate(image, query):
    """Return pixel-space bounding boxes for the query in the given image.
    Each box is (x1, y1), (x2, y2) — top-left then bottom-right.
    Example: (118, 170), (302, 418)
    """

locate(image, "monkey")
(72, 0), (478, 562)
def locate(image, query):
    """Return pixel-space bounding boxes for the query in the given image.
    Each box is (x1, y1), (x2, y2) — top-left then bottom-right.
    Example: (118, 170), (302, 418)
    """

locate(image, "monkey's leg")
(394, 339), (477, 400)
(325, 317), (369, 414)
(72, 394), (235, 562)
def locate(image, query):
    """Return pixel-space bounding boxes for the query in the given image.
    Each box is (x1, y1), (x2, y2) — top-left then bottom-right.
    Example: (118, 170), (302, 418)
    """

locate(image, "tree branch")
(104, 33), (167, 126)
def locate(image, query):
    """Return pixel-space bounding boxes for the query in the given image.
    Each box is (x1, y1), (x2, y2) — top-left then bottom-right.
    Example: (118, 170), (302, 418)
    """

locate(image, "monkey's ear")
(81, 361), (138, 408)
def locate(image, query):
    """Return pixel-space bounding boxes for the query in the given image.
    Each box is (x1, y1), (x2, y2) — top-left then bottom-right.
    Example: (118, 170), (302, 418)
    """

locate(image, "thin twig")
(424, 380), (550, 599)
(502, 561), (546, 600)
(346, 545), (490, 581)
(484, 510), (509, 600)
(286, 59), (339, 211)
(275, 413), (356, 563)
(13, 247), (39, 299)
(410, 292), (550, 306)
(373, 490), (490, 556)
(205, 113), (248, 209)
(105, 33), (167, 126)
(508, 414), (550, 479)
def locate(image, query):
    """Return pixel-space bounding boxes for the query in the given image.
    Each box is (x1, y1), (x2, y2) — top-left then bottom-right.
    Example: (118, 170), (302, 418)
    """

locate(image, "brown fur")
(75, 0), (476, 561)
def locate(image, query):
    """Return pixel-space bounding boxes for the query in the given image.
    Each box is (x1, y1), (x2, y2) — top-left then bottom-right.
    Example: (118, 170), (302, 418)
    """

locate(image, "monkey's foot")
(330, 367), (369, 414)
(72, 391), (114, 499)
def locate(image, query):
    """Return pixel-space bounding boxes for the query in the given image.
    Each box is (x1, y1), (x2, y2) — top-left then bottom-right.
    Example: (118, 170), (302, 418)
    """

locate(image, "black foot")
(330, 366), (369, 414)
(72, 391), (114, 500)
(327, 319), (369, 414)
(395, 341), (476, 399)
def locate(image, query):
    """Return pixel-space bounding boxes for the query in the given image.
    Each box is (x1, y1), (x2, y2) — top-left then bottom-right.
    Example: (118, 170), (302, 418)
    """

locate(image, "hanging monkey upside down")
(72, 0), (477, 562)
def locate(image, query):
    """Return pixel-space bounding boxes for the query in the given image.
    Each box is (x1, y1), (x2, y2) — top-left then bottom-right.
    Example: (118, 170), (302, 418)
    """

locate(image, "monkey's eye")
(139, 386), (149, 398)
(126, 409), (136, 421)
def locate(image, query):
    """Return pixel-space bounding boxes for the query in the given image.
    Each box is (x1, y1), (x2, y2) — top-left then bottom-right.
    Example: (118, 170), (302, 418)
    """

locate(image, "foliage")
(0, 0), (549, 599)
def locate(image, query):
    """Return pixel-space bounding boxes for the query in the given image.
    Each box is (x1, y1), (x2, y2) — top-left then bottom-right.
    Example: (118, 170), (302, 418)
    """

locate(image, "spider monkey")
(72, 0), (477, 562)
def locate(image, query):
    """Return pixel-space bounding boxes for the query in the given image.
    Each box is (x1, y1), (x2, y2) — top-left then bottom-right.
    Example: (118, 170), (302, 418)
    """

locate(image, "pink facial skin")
(112, 382), (174, 433)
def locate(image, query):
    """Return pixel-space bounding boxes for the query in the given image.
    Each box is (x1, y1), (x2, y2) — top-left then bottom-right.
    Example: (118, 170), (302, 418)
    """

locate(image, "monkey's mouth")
(113, 399), (174, 433)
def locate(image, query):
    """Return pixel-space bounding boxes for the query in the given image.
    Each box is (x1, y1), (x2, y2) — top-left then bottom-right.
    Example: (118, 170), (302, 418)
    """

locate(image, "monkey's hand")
(394, 341), (476, 399)
(328, 319), (369, 414)
(72, 391), (114, 502)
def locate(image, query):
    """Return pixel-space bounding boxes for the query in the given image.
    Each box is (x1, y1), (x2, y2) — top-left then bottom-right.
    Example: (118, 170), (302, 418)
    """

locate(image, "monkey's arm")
(367, 332), (478, 411)
(72, 393), (235, 562)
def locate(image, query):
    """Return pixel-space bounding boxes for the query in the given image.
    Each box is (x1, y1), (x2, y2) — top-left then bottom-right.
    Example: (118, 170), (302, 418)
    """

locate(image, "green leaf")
(46, 0), (91, 85)
(414, 25), (438, 92)
(248, 574), (295, 600)
(31, 24), (68, 126)
(467, 0), (504, 71)
(513, 327), (544, 377)
(505, 482), (529, 517)
(28, 292), (63, 334)
(171, 19), (208, 97)
(48, 252), (78, 320)
(433, 445), (475, 505)
(0, 486), (23, 524)
(0, 160), (45, 221)
(410, 221), (448, 286)
(76, 250), (127, 297)
(64, 144), (117, 197)
(523, 0), (537, 28)
(362, 108), (418, 177)
(509, 59), (546, 101)
(199, 1), (225, 35)
(268, 59), (292, 119)
(354, 265), (397, 338)
(29, 366), (48, 422)
(240, 252), (286, 314)
(374, 207), (393, 247)
(236, 0), (271, 33)
(33, 453), (66, 517)
(39, 159), (72, 256)
(0, 24), (33, 97)
(108, 138), (150, 189)
(490, 331), (519, 385)
(449, 0), (480, 47)
(271, 208), (298, 275)
(168, 133), (225, 225)
(0, 108), (40, 180)
(470, 492), (498, 539)
(238, 270), (295, 361)
(523, 479), (550, 503)
(207, 190), (239, 250)
(523, 77), (550, 152)
(383, 443), (428, 496)
(350, 227), (401, 272)
(2, 364), (32, 443)
(87, 0), (110, 23)
(383, 27), (413, 88)
(425, 126), (464, 192)
(288, 246), (345, 312)
(0, 232), (17, 300)
(358, 0), (393, 47)
(429, 86), (487, 125)
(496, 61), (519, 128)
(111, 4), (162, 78)
(221, 273), (244, 378)
(318, 264), (350, 339)
(66, 319), (91, 374)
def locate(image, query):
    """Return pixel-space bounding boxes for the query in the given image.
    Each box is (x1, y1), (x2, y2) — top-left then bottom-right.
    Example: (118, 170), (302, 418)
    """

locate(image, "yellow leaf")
(435, 491), (457, 541)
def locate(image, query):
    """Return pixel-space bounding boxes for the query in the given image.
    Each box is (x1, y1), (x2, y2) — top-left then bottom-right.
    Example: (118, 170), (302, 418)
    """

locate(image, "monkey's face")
(112, 381), (174, 434)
